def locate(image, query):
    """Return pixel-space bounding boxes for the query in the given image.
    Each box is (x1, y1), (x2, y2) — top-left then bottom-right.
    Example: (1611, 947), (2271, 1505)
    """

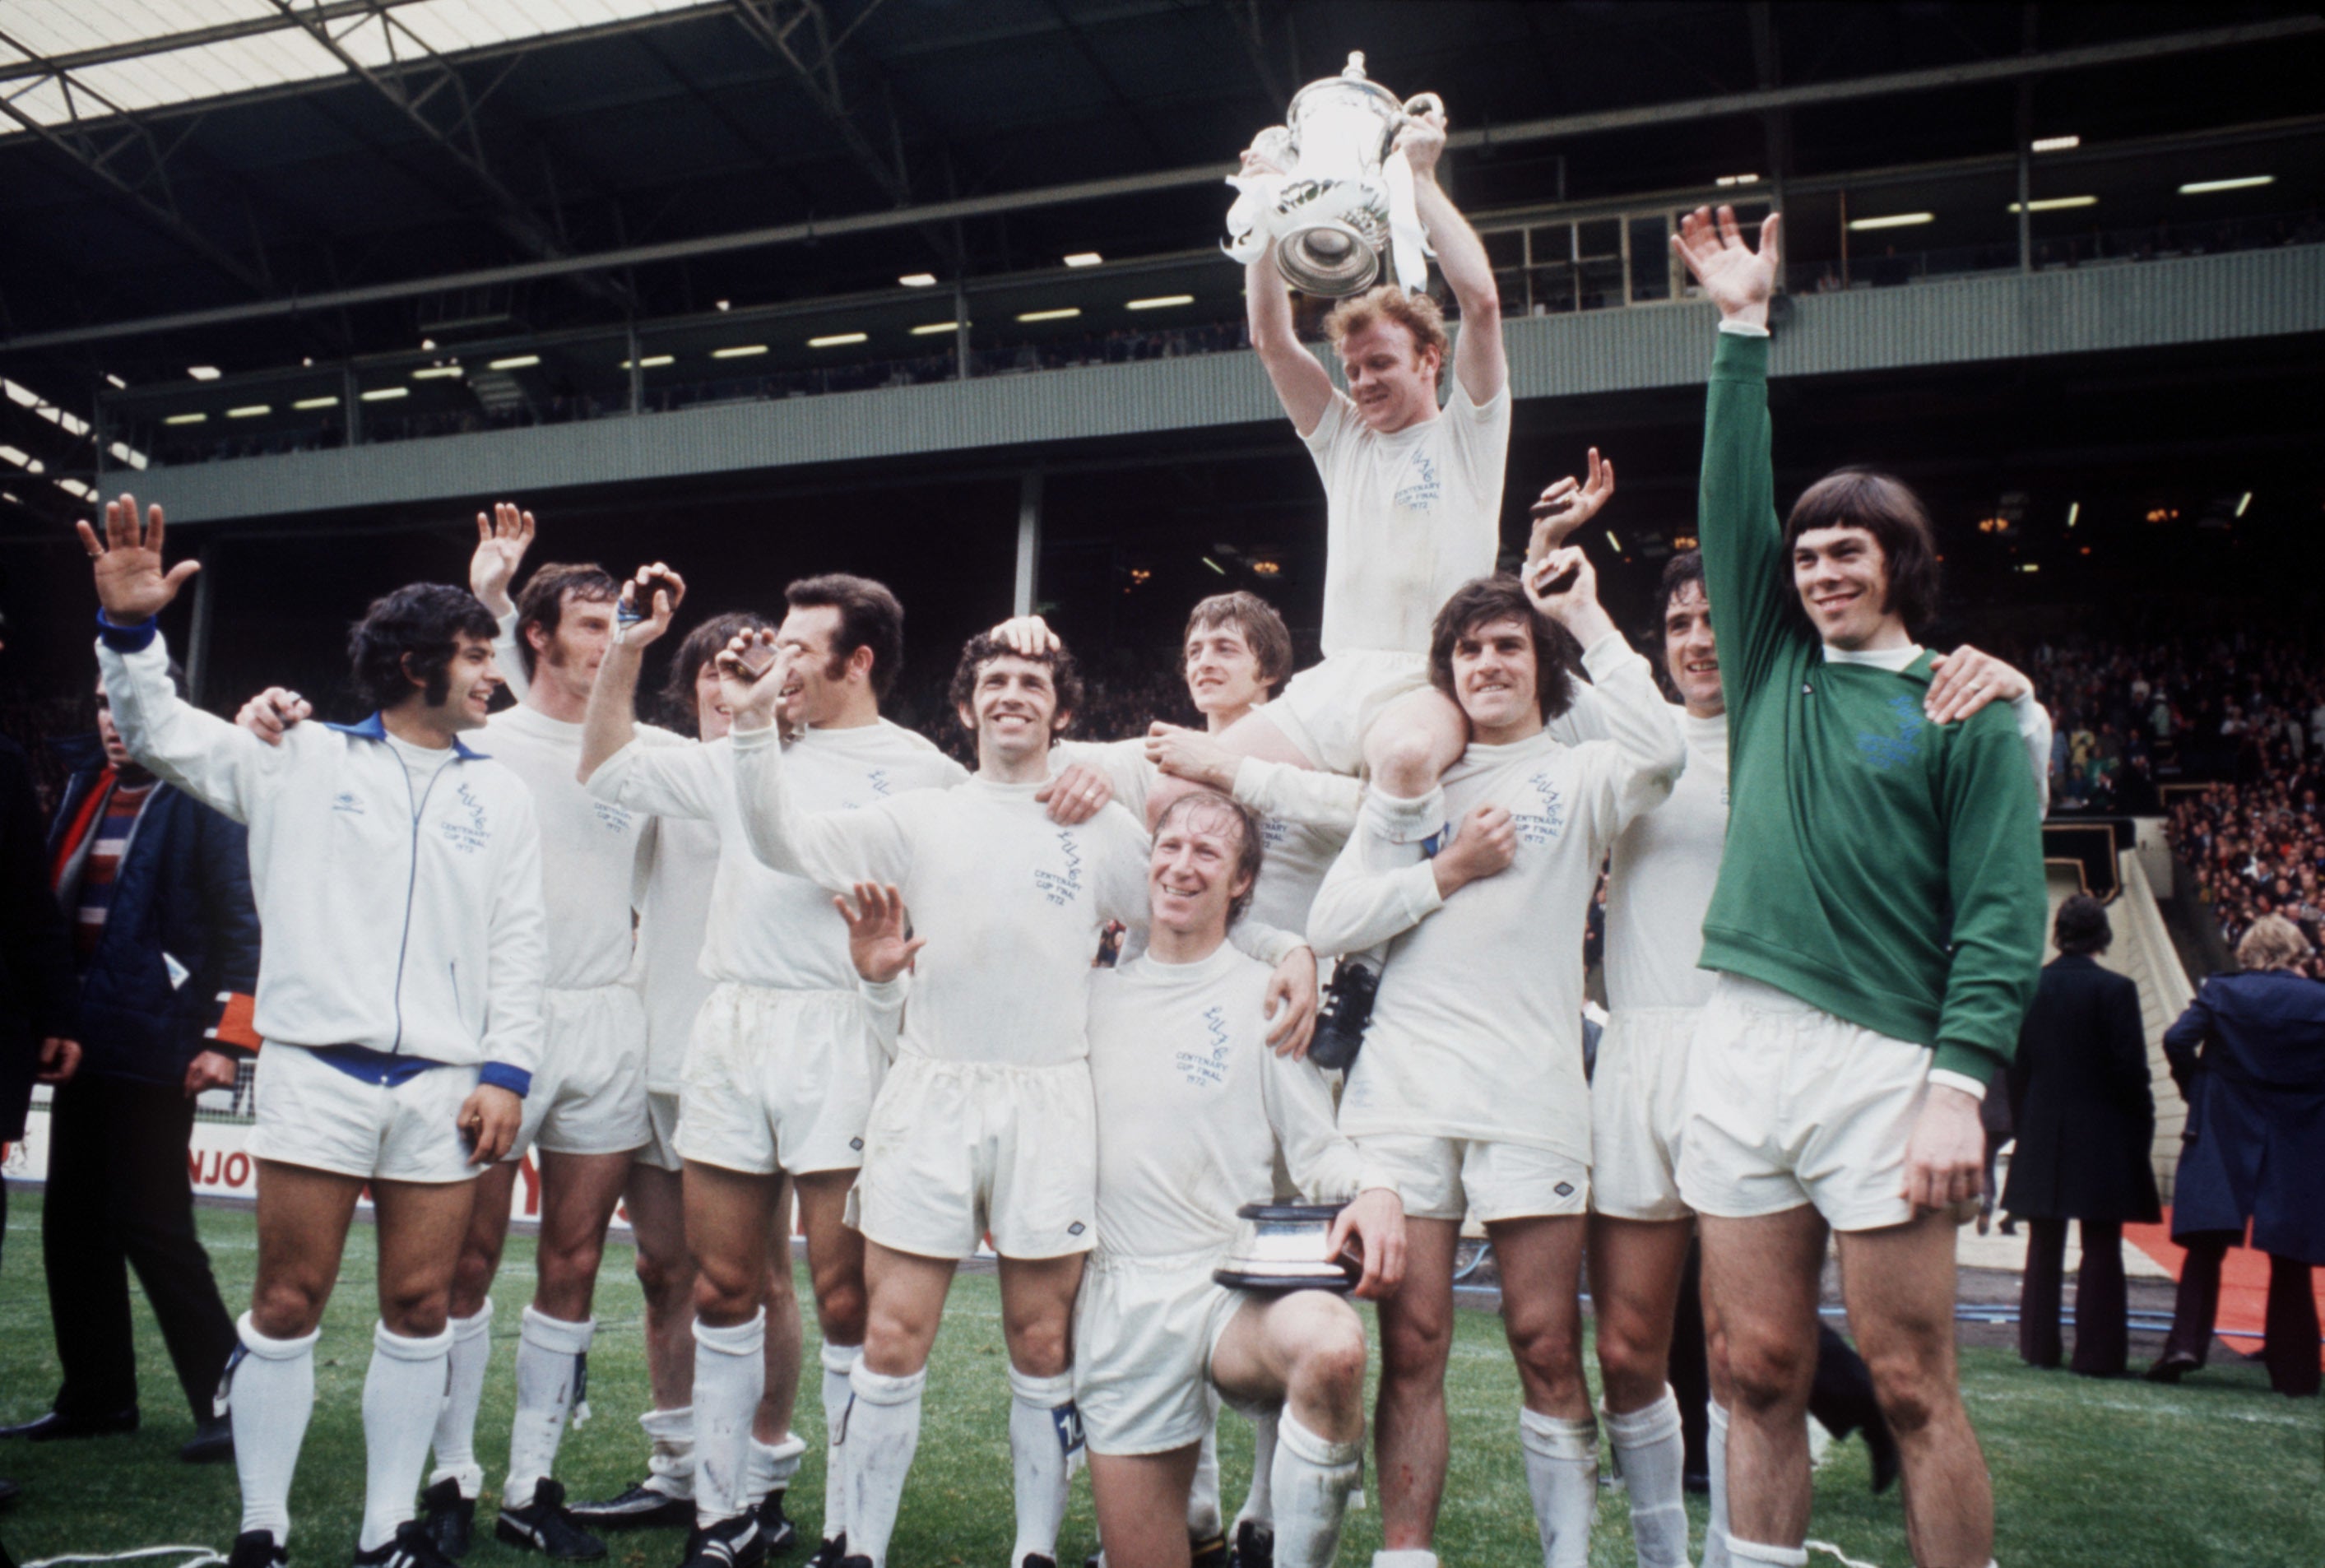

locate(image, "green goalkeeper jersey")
(1696, 328), (2044, 1085)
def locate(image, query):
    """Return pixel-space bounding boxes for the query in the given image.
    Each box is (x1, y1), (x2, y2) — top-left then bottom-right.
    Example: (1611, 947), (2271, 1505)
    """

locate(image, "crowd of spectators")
(2014, 631), (2325, 974)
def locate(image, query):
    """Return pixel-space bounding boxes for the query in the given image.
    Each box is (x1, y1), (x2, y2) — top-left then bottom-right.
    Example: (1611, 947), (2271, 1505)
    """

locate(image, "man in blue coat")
(1, 661), (258, 1459)
(2151, 915), (2324, 1398)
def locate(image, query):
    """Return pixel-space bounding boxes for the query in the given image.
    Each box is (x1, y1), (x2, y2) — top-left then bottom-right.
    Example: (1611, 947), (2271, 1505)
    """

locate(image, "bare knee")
(1594, 1315), (1668, 1411)
(380, 1277), (451, 1339)
(1379, 1303), (1452, 1387)
(1725, 1327), (1816, 1416)
(1367, 726), (1446, 799)
(1287, 1305), (1370, 1431)
(1506, 1315), (1585, 1404)
(813, 1269), (868, 1346)
(1006, 1316), (1072, 1379)
(1863, 1344), (1953, 1440)
(695, 1255), (763, 1328)
(635, 1239), (695, 1305)
(250, 1275), (329, 1340)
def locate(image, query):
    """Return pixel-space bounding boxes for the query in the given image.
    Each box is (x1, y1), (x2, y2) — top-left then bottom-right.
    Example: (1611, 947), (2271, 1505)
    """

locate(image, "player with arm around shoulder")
(1672, 205), (2044, 1568)
(1303, 557), (1686, 1568)
(846, 790), (1401, 1568)
(80, 494), (546, 1568)
(723, 624), (1319, 1568)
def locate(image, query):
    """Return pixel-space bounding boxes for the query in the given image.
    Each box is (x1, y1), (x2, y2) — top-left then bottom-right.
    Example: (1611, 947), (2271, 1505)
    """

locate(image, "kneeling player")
(846, 793), (1404, 1568)
(1306, 562), (1687, 1568)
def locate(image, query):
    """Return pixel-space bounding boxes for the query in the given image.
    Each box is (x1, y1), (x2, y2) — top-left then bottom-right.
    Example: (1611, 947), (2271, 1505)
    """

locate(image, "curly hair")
(1656, 550), (1707, 632)
(2237, 913), (2311, 972)
(348, 583), (500, 711)
(946, 632), (1083, 743)
(1783, 468), (1942, 637)
(1154, 788), (1266, 929)
(1323, 284), (1450, 371)
(659, 610), (775, 736)
(1427, 575), (1580, 723)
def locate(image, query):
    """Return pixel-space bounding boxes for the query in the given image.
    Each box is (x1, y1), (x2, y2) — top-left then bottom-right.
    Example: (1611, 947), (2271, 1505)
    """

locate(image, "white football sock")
(745, 1431), (807, 1507)
(819, 1342), (861, 1545)
(1008, 1366), (1079, 1568)
(1603, 1389), (1688, 1568)
(1269, 1412), (1361, 1568)
(504, 1306), (594, 1510)
(1186, 1417), (1223, 1539)
(1720, 1542), (1806, 1567)
(693, 1312), (767, 1527)
(1370, 1551), (1439, 1568)
(1704, 1400), (1731, 1568)
(845, 1362), (926, 1568)
(1236, 1407), (1279, 1531)
(360, 1321), (455, 1551)
(229, 1313), (319, 1546)
(642, 1404), (695, 1500)
(429, 1302), (494, 1497)
(1518, 1408), (1599, 1568)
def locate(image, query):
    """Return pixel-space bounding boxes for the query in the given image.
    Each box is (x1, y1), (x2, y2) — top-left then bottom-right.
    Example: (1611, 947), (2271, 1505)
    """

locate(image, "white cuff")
(1928, 1068), (1988, 1102)
(729, 721), (779, 751)
(1717, 318), (1770, 337)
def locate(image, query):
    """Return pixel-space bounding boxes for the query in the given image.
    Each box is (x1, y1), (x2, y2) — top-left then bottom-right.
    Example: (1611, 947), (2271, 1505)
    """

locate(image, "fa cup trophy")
(1214, 1202), (1360, 1292)
(1224, 51), (1443, 297)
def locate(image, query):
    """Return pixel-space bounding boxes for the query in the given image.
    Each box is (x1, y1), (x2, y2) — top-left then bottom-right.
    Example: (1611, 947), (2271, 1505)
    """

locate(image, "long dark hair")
(1783, 468), (1942, 636)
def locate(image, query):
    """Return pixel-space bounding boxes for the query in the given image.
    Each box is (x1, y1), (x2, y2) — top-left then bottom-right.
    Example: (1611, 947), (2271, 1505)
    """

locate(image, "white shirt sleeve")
(95, 633), (282, 825)
(1260, 1047), (1390, 1202)
(495, 609), (530, 705)
(730, 723), (916, 890)
(1053, 738), (1152, 823)
(1232, 756), (1362, 829)
(1571, 632), (1688, 837)
(2012, 692), (2054, 816)
(589, 735), (726, 821)
(1303, 847), (1443, 960)
(858, 975), (909, 1063)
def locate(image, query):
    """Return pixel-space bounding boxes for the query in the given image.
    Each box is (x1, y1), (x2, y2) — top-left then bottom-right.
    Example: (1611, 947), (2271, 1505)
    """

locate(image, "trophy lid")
(1286, 50), (1407, 123)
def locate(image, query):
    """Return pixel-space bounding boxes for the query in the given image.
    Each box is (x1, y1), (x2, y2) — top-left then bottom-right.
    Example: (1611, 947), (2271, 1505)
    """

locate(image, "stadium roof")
(0, 0), (2319, 520)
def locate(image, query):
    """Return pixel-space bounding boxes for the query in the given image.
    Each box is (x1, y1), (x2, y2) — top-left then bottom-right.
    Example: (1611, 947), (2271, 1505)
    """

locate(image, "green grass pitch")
(0, 1196), (2317, 1567)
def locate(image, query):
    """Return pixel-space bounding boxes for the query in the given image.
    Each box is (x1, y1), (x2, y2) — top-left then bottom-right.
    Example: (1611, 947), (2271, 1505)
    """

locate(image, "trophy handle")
(1402, 91), (1445, 123)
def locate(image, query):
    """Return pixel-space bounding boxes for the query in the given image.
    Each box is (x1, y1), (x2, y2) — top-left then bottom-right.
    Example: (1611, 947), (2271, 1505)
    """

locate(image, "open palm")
(77, 492), (199, 621)
(1672, 205), (1782, 319)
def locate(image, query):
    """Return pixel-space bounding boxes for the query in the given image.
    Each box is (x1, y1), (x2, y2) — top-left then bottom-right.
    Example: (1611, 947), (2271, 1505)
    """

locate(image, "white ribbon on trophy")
(1224, 51), (1442, 297)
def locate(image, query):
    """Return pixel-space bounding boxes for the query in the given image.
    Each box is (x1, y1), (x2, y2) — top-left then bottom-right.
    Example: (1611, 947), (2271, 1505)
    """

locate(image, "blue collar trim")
(325, 711), (489, 759)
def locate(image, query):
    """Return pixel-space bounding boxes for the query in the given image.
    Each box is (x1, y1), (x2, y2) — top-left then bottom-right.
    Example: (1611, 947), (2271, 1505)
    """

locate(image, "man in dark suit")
(2151, 915), (2325, 1398)
(1, 664), (256, 1461)
(2004, 896), (2161, 1375)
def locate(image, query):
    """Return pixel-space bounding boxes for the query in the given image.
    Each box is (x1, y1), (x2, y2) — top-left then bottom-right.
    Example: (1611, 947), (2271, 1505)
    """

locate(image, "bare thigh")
(373, 1176), (485, 1337)
(1090, 1448), (1202, 1568)
(249, 1158), (367, 1338)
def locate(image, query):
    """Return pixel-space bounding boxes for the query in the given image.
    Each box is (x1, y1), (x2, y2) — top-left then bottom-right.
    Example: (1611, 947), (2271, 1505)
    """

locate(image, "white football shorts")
(1677, 973), (1933, 1232)
(636, 1089), (685, 1174)
(678, 983), (880, 1178)
(853, 1054), (1097, 1261)
(509, 982), (651, 1162)
(1589, 1006), (1702, 1223)
(247, 1042), (480, 1185)
(1074, 1248), (1253, 1456)
(1266, 649), (1434, 777)
(1353, 1132), (1589, 1224)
